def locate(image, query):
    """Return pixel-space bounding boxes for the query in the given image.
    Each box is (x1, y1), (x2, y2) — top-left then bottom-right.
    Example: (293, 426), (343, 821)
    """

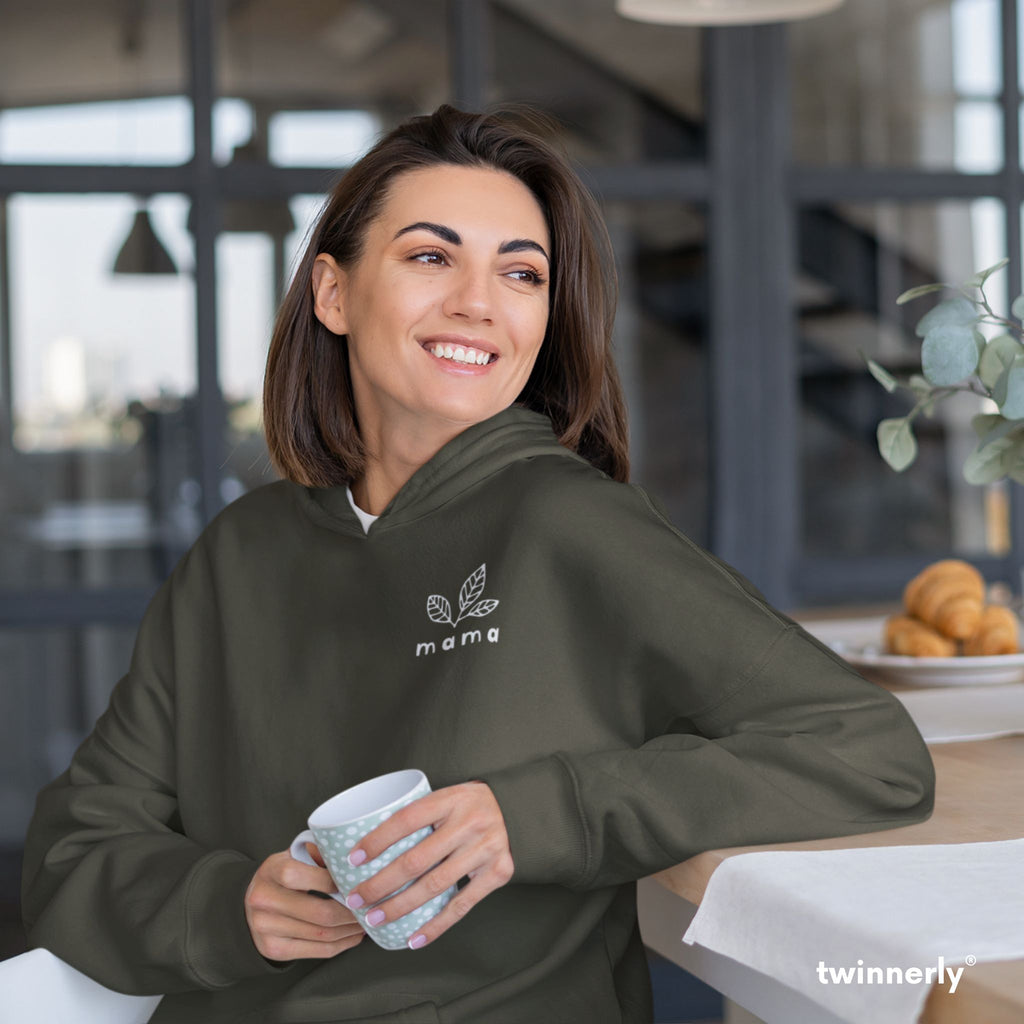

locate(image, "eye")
(507, 268), (547, 286)
(411, 249), (447, 266)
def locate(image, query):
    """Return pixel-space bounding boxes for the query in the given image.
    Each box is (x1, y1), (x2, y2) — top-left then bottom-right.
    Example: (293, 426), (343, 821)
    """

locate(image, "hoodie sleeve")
(479, 484), (935, 890)
(20, 548), (287, 995)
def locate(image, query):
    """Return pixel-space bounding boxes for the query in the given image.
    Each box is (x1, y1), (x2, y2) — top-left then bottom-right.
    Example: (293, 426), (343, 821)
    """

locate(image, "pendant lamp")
(616, 0), (844, 25)
(113, 201), (178, 275)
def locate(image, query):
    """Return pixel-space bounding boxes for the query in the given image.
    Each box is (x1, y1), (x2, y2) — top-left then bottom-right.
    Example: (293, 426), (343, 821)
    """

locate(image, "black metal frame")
(2, 0), (1024, 627)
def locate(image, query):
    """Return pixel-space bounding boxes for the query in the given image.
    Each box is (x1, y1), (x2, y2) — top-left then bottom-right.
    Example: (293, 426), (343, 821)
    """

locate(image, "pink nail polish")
(348, 849), (367, 867)
(346, 893), (364, 910)
(408, 933), (427, 949)
(366, 909), (386, 927)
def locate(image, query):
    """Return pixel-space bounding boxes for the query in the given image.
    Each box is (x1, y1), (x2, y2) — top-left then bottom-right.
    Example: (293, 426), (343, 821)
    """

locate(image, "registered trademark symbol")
(965, 955), (977, 966)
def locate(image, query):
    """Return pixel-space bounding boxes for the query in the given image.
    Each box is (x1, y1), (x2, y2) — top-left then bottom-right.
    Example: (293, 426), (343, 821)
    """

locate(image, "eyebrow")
(393, 221), (549, 263)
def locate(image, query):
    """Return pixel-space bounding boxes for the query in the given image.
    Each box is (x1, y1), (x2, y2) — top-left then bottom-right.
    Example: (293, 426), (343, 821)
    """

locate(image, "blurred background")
(0, 0), (1020, 1018)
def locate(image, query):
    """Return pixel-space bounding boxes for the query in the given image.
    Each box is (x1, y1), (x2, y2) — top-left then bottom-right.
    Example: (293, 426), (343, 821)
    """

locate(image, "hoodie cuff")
(184, 852), (294, 988)
(477, 755), (590, 888)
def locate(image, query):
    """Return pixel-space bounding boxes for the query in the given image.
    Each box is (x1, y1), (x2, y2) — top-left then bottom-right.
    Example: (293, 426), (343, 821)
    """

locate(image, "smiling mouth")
(424, 342), (497, 366)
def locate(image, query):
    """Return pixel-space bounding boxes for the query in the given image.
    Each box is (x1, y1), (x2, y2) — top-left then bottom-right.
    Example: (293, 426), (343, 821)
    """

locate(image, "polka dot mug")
(289, 769), (456, 950)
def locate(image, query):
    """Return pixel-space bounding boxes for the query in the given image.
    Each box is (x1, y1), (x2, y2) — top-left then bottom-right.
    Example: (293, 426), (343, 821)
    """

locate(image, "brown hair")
(263, 103), (629, 485)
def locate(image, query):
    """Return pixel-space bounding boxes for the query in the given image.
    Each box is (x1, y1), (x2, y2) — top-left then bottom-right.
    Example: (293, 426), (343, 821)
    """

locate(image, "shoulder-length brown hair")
(263, 103), (629, 485)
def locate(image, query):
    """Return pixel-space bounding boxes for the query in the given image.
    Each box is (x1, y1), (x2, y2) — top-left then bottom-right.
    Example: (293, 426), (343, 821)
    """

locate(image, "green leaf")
(964, 257), (1009, 288)
(915, 297), (979, 338)
(896, 283), (945, 305)
(865, 357), (897, 393)
(1012, 295), (1024, 321)
(973, 413), (1007, 438)
(963, 437), (1012, 484)
(877, 418), (918, 472)
(978, 333), (1021, 389)
(999, 354), (1024, 419)
(977, 417), (1021, 451)
(921, 322), (981, 385)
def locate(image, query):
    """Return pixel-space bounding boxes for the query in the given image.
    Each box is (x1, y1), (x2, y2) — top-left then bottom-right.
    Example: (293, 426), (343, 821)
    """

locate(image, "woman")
(21, 105), (934, 1023)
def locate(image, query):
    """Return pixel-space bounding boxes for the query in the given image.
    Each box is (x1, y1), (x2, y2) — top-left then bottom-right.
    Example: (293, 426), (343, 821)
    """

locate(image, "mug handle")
(288, 831), (346, 904)
(288, 829), (318, 866)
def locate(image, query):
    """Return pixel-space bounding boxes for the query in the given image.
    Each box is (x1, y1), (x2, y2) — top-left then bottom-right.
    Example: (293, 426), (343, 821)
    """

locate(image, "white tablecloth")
(682, 839), (1024, 1024)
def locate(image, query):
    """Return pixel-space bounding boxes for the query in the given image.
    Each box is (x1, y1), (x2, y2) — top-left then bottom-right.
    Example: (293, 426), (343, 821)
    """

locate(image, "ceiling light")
(616, 0), (844, 26)
(112, 201), (178, 275)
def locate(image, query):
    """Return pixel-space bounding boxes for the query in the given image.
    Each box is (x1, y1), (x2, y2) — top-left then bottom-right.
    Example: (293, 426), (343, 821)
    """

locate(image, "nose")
(441, 263), (494, 324)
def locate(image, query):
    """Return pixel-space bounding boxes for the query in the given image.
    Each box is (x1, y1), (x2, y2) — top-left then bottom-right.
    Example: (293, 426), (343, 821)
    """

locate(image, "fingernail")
(366, 909), (386, 927)
(348, 849), (367, 867)
(346, 892), (364, 910)
(408, 933), (427, 949)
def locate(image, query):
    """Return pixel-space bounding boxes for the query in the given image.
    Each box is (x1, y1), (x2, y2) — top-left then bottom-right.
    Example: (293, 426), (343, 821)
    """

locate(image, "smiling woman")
(263, 104), (628, 494)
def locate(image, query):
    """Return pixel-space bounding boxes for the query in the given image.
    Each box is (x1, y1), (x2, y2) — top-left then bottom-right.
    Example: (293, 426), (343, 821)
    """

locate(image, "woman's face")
(313, 164), (551, 446)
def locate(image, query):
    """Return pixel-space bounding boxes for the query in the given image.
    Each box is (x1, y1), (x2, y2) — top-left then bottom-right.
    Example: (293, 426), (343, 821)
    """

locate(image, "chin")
(423, 392), (511, 427)
(434, 403), (505, 428)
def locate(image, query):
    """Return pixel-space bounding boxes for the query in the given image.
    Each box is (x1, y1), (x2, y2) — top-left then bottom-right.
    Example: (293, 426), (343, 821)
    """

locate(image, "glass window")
(609, 201), (708, 544)
(0, 98), (192, 166)
(0, 626), (136, 843)
(0, 1), (188, 165)
(2, 194), (199, 587)
(496, 2), (703, 162)
(798, 200), (1008, 561)
(269, 110), (379, 167)
(792, 0), (1002, 171)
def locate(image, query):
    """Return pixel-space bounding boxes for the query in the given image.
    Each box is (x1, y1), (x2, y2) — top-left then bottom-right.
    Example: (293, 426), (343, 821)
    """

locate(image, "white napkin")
(682, 839), (1024, 1024)
(894, 684), (1024, 742)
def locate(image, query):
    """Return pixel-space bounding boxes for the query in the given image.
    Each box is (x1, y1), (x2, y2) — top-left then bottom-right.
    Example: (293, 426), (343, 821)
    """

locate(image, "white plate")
(799, 615), (1024, 687)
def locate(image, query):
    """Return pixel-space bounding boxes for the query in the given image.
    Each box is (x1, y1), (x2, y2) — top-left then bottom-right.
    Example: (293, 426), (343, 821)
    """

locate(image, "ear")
(311, 254), (348, 335)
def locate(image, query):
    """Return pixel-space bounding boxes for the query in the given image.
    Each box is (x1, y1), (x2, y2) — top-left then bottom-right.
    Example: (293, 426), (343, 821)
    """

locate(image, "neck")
(350, 412), (469, 515)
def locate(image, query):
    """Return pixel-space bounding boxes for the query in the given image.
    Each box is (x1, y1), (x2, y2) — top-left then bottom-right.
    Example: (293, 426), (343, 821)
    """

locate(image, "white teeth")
(429, 343), (494, 365)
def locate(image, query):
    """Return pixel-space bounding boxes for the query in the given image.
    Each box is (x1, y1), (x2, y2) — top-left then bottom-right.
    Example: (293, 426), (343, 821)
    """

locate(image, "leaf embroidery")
(427, 564), (499, 629)
(459, 564), (486, 612)
(427, 595), (453, 625)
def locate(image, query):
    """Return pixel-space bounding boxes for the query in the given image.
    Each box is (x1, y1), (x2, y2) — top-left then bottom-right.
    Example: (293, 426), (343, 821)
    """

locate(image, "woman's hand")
(245, 846), (365, 962)
(343, 781), (514, 949)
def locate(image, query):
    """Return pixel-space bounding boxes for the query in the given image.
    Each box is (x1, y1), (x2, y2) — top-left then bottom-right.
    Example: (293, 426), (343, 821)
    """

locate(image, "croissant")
(903, 560), (984, 640)
(885, 615), (957, 657)
(963, 605), (1020, 656)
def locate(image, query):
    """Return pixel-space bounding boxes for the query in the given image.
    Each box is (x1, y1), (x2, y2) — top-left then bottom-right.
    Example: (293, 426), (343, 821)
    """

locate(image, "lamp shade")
(112, 207), (178, 275)
(616, 0), (844, 25)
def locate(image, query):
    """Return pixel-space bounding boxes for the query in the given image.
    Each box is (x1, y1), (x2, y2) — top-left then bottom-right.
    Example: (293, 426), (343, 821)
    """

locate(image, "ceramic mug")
(289, 768), (456, 950)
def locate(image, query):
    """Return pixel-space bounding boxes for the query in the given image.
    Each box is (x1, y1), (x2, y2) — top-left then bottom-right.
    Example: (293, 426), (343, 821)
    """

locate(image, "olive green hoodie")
(21, 407), (934, 1023)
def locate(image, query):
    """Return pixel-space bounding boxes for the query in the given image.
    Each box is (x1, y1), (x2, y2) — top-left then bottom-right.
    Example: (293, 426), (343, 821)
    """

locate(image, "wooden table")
(640, 734), (1024, 1024)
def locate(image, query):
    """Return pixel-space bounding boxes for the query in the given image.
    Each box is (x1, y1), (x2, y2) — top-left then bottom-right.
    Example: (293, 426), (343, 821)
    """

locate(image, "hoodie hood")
(300, 406), (586, 534)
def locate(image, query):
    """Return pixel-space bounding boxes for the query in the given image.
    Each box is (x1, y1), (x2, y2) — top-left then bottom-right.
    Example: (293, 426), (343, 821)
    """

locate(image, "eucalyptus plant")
(868, 257), (1024, 484)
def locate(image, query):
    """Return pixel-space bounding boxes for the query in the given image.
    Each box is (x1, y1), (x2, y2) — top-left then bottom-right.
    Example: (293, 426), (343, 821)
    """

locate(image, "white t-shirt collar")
(345, 486), (380, 534)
